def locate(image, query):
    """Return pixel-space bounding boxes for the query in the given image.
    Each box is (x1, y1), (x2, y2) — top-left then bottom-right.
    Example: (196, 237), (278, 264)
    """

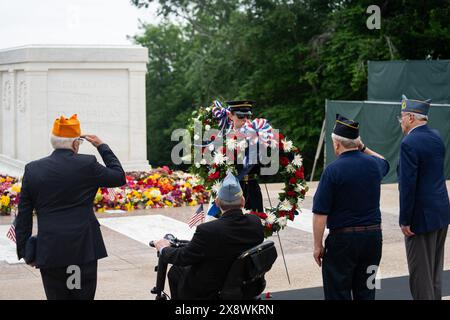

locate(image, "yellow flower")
(189, 200), (198, 206)
(164, 200), (173, 207)
(146, 199), (154, 206)
(11, 185), (21, 193)
(1, 195), (11, 207)
(125, 202), (134, 211)
(97, 208), (105, 213)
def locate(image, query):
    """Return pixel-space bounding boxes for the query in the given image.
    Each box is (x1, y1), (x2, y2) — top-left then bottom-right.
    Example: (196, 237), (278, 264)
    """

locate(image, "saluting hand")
(401, 225), (415, 237)
(81, 135), (104, 148)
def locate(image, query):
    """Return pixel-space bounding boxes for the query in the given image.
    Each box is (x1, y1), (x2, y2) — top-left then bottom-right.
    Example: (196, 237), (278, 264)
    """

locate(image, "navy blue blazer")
(15, 144), (126, 269)
(161, 209), (264, 299)
(398, 125), (450, 234)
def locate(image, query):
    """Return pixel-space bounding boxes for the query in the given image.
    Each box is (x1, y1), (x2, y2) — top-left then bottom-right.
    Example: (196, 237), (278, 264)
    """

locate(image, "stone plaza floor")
(1, 182), (450, 300)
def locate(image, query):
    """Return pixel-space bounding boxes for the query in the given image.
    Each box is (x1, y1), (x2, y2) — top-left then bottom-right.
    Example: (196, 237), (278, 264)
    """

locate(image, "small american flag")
(107, 188), (118, 201)
(188, 204), (204, 228)
(6, 215), (16, 243)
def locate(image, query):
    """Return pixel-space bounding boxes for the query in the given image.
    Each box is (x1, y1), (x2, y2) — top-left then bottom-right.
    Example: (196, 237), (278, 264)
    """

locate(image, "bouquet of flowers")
(0, 175), (21, 215)
(93, 167), (210, 212)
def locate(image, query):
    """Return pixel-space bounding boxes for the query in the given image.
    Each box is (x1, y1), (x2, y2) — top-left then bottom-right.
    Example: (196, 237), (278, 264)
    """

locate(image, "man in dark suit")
(15, 114), (126, 300)
(398, 95), (450, 300)
(153, 172), (264, 299)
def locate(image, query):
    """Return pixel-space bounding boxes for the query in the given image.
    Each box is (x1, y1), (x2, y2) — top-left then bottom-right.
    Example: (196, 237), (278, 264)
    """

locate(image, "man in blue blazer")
(397, 95), (450, 300)
(15, 114), (126, 300)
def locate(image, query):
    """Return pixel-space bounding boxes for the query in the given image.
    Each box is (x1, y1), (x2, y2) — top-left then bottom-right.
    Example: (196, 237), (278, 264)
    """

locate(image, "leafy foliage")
(131, 0), (450, 179)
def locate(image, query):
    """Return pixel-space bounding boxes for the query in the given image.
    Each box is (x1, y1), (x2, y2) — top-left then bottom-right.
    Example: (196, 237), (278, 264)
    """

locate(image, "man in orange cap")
(15, 114), (126, 300)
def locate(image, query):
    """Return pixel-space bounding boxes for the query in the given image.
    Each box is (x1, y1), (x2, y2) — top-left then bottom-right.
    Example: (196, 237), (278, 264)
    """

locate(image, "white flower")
(279, 199), (292, 211)
(200, 159), (207, 165)
(213, 152), (227, 165)
(150, 189), (161, 198)
(226, 138), (237, 150)
(295, 184), (305, 193)
(205, 107), (211, 112)
(277, 216), (288, 227)
(195, 162), (200, 168)
(286, 164), (296, 173)
(194, 134), (200, 141)
(212, 182), (221, 193)
(282, 139), (293, 152)
(292, 154), (303, 167)
(205, 124), (211, 131)
(208, 144), (215, 151)
(266, 213), (277, 225)
(237, 139), (248, 149)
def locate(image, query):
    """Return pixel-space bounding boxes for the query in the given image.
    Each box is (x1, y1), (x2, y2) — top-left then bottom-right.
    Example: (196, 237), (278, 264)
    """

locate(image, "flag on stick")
(6, 215), (17, 243)
(188, 204), (205, 228)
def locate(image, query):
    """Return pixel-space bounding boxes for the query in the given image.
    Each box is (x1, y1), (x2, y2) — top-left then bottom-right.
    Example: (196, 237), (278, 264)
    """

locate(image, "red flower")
(288, 211), (295, 221)
(289, 177), (297, 185)
(208, 171), (220, 180)
(301, 189), (306, 196)
(295, 168), (305, 180)
(193, 185), (204, 192)
(287, 190), (297, 197)
(280, 157), (290, 167)
(278, 211), (288, 217)
(278, 133), (285, 141)
(249, 211), (268, 220)
(210, 135), (216, 141)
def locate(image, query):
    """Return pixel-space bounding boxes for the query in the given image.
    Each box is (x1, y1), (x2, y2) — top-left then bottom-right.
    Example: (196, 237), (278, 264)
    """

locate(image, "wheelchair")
(149, 234), (278, 300)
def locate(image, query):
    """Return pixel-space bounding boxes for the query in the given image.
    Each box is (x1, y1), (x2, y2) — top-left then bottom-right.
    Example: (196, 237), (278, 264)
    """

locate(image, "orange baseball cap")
(52, 114), (81, 138)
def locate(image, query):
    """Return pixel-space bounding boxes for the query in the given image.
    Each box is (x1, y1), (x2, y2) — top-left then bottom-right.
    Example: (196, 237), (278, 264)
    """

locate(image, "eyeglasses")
(397, 113), (410, 123)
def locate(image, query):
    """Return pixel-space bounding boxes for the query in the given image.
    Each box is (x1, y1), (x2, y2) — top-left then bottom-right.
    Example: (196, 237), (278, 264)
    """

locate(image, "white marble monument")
(0, 45), (150, 176)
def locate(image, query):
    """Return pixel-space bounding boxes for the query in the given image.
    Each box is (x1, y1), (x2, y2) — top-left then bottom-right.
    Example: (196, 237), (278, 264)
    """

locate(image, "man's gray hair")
(216, 197), (242, 212)
(331, 133), (361, 149)
(50, 134), (78, 150)
(410, 112), (428, 121)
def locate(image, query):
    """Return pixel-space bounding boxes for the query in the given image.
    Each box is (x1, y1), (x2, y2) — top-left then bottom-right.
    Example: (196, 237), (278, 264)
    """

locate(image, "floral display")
(0, 175), (21, 215)
(187, 100), (308, 237)
(0, 167), (210, 215)
(94, 166), (209, 212)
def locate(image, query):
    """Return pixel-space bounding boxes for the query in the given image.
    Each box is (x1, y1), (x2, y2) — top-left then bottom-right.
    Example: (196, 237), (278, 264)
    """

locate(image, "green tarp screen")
(368, 60), (450, 104)
(325, 100), (450, 183)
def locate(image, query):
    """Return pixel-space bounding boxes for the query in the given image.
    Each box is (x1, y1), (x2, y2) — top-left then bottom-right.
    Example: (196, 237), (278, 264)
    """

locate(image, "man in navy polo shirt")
(312, 114), (390, 300)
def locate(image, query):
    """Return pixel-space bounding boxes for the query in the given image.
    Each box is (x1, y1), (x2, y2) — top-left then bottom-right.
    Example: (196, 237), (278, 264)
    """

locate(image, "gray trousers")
(405, 227), (448, 300)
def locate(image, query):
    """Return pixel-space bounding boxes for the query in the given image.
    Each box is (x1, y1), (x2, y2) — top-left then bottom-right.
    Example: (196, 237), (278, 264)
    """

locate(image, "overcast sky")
(0, 0), (160, 49)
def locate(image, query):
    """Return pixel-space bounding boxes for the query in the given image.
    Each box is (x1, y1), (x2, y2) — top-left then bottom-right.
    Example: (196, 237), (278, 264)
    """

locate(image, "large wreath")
(187, 100), (308, 237)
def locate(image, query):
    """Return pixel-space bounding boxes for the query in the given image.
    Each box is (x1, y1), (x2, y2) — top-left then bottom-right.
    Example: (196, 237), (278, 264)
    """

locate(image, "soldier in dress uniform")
(312, 114), (390, 300)
(226, 100), (264, 212)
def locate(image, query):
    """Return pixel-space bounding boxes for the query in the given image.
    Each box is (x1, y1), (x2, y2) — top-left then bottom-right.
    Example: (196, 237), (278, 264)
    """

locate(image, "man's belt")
(241, 174), (258, 182)
(330, 224), (381, 234)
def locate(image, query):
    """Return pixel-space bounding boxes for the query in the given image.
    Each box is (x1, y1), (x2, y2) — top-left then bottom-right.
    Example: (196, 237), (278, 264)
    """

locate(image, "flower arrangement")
(187, 100), (308, 237)
(0, 168), (210, 215)
(94, 167), (209, 212)
(0, 175), (21, 215)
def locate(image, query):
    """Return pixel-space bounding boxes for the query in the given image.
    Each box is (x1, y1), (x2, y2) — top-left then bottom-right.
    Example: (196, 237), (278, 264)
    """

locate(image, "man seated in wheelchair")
(153, 172), (265, 299)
